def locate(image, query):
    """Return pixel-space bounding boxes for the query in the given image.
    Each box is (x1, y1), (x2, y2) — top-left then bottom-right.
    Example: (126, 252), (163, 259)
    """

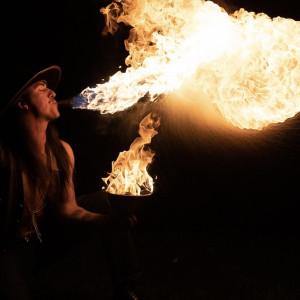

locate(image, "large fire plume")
(74, 0), (300, 130)
(102, 112), (160, 195)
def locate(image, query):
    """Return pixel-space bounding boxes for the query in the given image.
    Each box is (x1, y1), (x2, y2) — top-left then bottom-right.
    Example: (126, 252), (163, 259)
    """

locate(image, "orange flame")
(102, 112), (160, 195)
(77, 0), (300, 130)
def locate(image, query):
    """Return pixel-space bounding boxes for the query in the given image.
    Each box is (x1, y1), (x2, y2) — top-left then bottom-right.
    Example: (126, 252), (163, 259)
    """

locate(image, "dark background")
(3, 0), (300, 232)
(2, 2), (300, 298)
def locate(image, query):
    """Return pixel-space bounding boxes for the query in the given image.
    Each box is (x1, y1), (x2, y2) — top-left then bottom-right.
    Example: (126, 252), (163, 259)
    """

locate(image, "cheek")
(29, 98), (45, 109)
(29, 100), (49, 116)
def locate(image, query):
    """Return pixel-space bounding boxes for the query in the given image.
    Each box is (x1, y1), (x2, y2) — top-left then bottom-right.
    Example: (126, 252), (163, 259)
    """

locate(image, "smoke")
(58, 97), (74, 106)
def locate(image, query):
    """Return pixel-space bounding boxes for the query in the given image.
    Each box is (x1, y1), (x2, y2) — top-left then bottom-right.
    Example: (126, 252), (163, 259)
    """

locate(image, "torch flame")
(75, 0), (300, 130)
(102, 112), (160, 195)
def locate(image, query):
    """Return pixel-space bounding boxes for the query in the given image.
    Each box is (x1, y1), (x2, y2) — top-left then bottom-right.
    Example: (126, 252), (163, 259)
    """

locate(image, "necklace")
(22, 151), (51, 243)
(31, 199), (47, 243)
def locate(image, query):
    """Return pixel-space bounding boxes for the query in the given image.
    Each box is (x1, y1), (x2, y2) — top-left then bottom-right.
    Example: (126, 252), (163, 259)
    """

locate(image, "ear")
(17, 99), (29, 110)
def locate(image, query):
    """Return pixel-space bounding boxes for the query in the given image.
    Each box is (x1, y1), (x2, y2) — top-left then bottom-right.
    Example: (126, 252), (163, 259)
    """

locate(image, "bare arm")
(58, 140), (137, 228)
(58, 140), (110, 226)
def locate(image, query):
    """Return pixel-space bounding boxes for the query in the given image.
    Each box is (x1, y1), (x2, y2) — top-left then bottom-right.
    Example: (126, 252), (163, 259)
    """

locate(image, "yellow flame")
(79, 0), (300, 130)
(102, 112), (160, 195)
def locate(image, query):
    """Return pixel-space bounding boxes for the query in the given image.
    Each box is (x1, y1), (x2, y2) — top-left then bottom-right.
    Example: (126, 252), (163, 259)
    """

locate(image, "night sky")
(4, 0), (300, 232)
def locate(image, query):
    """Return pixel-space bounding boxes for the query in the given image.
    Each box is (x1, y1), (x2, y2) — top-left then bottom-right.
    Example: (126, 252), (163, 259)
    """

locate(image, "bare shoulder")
(60, 140), (75, 162)
(61, 140), (73, 152)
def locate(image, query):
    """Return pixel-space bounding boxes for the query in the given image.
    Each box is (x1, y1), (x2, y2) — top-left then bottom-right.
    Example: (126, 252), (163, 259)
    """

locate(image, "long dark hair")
(0, 106), (71, 203)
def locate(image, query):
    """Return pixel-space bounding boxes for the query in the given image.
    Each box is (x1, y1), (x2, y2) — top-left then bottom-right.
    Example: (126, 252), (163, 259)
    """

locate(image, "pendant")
(32, 212), (43, 243)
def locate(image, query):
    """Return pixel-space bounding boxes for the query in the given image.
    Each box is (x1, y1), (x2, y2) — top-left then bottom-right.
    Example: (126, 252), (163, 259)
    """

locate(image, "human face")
(24, 80), (60, 121)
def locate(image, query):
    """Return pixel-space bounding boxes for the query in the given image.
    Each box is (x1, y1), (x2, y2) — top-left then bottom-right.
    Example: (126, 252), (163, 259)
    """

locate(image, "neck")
(23, 115), (48, 154)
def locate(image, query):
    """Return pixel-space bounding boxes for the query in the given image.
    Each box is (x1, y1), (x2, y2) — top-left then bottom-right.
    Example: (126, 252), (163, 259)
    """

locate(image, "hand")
(107, 210), (138, 229)
(124, 213), (137, 227)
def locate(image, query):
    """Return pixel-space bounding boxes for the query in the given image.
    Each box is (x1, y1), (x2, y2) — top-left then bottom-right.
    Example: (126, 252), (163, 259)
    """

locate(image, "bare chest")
(18, 172), (48, 240)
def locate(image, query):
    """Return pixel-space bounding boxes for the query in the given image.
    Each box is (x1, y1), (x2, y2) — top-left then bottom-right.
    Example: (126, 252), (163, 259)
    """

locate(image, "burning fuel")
(102, 112), (161, 196)
(73, 0), (300, 130)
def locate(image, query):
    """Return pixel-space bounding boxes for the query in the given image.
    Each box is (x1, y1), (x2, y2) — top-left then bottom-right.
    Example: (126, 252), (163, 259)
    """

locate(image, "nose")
(49, 90), (56, 98)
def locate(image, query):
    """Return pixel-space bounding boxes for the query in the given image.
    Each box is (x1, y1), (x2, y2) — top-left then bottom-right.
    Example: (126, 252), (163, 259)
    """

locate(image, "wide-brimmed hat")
(1, 65), (62, 116)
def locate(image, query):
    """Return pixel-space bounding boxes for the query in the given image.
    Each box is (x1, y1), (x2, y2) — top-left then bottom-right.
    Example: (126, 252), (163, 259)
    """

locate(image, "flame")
(102, 112), (160, 195)
(75, 0), (300, 130)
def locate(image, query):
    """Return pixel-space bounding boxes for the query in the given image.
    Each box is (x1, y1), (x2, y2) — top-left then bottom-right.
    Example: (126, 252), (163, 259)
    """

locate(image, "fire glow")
(74, 0), (300, 130)
(102, 112), (160, 196)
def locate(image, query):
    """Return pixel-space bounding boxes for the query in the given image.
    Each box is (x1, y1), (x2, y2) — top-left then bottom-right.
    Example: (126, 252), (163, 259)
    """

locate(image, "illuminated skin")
(18, 80), (137, 229)
(23, 80), (60, 120)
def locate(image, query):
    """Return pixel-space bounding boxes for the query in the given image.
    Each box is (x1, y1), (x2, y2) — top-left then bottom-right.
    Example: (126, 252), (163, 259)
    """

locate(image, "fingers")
(127, 214), (137, 227)
(108, 210), (138, 229)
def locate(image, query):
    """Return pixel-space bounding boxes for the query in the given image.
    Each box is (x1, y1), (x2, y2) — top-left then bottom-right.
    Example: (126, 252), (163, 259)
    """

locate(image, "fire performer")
(0, 65), (142, 299)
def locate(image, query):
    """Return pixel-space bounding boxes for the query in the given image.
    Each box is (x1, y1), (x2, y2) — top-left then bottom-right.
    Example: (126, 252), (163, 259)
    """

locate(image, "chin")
(51, 111), (60, 120)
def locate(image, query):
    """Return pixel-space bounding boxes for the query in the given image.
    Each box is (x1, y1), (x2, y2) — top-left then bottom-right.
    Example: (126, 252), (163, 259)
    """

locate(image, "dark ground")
(33, 191), (300, 300)
(35, 230), (300, 300)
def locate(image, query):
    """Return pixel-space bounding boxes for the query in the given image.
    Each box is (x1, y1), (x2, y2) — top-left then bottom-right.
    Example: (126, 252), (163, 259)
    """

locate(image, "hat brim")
(2, 65), (62, 115)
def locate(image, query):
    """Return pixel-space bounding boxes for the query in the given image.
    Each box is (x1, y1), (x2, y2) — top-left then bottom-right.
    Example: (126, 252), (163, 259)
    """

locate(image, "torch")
(102, 112), (161, 214)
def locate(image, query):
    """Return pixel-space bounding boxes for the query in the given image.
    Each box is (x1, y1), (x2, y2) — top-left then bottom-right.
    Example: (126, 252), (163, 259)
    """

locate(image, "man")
(0, 65), (141, 299)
